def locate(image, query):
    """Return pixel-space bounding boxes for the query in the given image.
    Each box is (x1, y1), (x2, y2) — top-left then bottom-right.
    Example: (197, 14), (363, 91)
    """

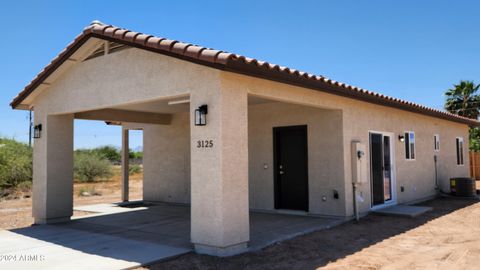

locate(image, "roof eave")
(10, 31), (94, 110)
(224, 58), (480, 127)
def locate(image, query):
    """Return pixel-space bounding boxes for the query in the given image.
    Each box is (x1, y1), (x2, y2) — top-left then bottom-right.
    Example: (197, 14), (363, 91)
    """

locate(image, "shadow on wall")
(145, 197), (479, 270)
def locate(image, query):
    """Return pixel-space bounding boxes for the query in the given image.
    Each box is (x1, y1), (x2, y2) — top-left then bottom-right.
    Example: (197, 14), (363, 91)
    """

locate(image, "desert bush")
(16, 181), (32, 193)
(74, 152), (113, 182)
(76, 146), (121, 163)
(0, 138), (32, 189)
(129, 164), (142, 175)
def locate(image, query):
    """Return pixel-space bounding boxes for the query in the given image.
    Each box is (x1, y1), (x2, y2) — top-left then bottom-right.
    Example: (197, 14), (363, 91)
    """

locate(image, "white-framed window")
(456, 137), (464, 165)
(405, 131), (415, 160)
(434, 134), (440, 151)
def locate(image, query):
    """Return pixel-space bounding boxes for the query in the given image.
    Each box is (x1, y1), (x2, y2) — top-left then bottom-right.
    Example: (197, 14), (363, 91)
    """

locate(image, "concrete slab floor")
(0, 203), (342, 270)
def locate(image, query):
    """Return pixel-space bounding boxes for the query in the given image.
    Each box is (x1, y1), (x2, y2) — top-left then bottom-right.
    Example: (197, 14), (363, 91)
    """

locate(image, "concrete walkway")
(0, 203), (342, 270)
(372, 205), (433, 217)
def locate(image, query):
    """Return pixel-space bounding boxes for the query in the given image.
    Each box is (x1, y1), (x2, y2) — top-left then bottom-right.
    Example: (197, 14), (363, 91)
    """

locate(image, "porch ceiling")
(107, 95), (277, 115)
(74, 108), (172, 125)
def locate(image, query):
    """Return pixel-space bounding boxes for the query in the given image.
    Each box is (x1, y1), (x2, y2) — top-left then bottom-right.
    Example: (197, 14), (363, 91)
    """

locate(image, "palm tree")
(445, 80), (480, 119)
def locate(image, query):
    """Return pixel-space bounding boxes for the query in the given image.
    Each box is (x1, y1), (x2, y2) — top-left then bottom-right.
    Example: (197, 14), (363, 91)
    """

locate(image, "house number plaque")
(197, 140), (213, 148)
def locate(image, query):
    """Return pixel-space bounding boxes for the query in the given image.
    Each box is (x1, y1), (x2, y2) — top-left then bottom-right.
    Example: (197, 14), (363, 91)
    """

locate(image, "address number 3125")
(197, 140), (213, 148)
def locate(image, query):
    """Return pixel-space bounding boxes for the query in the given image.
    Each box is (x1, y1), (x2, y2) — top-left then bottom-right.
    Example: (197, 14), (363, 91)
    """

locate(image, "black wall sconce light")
(333, 189), (339, 199)
(398, 134), (405, 142)
(194, 105), (208, 126)
(33, 124), (42, 139)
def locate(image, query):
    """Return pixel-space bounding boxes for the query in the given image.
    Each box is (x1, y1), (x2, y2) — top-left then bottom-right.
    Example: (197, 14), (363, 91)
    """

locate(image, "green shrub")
(129, 164), (142, 175)
(0, 138), (32, 189)
(74, 153), (113, 182)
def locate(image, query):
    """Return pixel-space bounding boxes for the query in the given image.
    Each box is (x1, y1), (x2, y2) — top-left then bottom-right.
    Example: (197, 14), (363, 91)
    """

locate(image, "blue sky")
(0, 0), (478, 149)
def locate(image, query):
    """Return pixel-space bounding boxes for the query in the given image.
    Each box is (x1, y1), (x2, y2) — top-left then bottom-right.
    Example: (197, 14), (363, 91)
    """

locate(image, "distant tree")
(445, 80), (480, 119)
(129, 150), (143, 160)
(91, 146), (121, 163)
(469, 127), (480, 151)
(445, 80), (480, 151)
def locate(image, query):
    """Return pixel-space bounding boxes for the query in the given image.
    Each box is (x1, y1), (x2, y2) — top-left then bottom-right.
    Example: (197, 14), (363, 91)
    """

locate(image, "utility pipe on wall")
(353, 183), (360, 221)
(351, 141), (366, 222)
(434, 155), (439, 194)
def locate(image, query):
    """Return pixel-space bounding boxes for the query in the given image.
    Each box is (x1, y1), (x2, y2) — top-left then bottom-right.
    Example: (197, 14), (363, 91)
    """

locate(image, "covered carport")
(10, 22), (344, 259)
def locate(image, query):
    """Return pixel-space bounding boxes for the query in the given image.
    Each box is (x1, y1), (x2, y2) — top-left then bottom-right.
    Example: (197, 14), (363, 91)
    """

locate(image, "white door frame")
(368, 131), (397, 210)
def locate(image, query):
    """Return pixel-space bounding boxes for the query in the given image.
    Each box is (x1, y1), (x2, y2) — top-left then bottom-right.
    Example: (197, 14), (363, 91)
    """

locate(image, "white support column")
(190, 82), (249, 256)
(33, 113), (74, 224)
(121, 127), (129, 202)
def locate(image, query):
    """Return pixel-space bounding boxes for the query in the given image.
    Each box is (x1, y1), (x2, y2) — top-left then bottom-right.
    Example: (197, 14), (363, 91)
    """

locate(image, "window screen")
(405, 132), (415, 159)
(434, 134), (440, 151)
(456, 137), (464, 165)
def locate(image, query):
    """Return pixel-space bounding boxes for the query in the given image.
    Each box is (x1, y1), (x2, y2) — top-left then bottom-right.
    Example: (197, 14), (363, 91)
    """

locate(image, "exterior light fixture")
(33, 124), (42, 139)
(398, 134), (405, 142)
(195, 105), (208, 126)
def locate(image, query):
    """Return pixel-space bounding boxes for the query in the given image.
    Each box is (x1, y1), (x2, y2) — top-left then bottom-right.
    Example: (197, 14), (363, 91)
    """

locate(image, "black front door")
(370, 132), (393, 206)
(273, 125), (308, 211)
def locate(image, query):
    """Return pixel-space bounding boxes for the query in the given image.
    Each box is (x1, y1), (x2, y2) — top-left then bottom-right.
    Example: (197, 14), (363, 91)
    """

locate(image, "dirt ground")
(0, 171), (143, 230)
(142, 197), (480, 270)
(1, 179), (479, 269)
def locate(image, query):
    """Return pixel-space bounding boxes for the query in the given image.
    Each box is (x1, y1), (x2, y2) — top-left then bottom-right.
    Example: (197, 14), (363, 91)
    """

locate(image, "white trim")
(368, 131), (397, 210)
(168, 99), (190, 105)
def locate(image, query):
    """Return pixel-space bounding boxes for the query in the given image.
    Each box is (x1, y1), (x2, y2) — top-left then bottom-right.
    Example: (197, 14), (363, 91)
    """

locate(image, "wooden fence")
(470, 151), (480, 180)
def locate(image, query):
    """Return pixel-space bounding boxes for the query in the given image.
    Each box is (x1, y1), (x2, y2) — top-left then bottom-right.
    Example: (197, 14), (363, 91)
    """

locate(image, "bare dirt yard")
(1, 178), (480, 269)
(142, 197), (480, 270)
(0, 170), (143, 230)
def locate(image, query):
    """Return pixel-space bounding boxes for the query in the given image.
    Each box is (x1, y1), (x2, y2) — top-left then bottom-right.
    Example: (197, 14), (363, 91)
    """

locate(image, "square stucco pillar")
(190, 83), (249, 256)
(32, 113), (74, 224)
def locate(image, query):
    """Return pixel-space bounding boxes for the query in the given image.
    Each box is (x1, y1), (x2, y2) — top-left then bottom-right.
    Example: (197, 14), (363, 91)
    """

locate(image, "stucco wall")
(142, 102), (346, 216)
(32, 47), (220, 115)
(143, 113), (191, 203)
(139, 69), (469, 218)
(342, 102), (470, 215)
(30, 45), (470, 220)
(248, 102), (345, 216)
(221, 71), (470, 217)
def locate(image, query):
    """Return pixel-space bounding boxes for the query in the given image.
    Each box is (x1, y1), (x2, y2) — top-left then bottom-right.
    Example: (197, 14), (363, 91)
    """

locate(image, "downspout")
(351, 141), (365, 222)
(353, 183), (359, 222)
(434, 154), (439, 194)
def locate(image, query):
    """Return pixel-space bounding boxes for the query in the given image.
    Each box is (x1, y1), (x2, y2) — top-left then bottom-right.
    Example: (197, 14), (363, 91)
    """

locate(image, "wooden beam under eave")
(74, 109), (172, 125)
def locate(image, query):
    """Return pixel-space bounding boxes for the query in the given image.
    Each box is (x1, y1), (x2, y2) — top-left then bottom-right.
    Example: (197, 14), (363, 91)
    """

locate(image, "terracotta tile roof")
(10, 21), (480, 126)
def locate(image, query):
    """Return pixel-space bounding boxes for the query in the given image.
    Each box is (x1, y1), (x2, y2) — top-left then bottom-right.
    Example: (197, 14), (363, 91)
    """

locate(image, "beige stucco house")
(11, 21), (479, 256)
